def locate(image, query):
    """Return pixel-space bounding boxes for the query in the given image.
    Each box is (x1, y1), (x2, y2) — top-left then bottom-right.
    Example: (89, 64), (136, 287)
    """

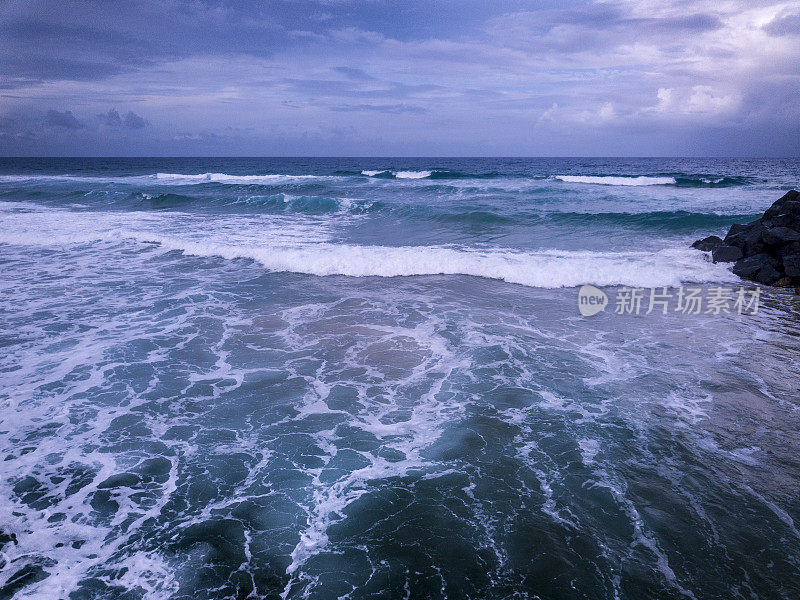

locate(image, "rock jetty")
(692, 190), (800, 286)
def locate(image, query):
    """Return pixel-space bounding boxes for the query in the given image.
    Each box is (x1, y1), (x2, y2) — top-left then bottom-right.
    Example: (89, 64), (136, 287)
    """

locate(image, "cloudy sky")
(1, 0), (799, 156)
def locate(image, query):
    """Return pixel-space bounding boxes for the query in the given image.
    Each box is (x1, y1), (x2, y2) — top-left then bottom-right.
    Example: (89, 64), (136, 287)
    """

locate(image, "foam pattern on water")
(1, 234), (799, 599)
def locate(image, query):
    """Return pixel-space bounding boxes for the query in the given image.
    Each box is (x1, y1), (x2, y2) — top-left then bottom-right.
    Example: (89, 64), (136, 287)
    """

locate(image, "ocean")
(1, 157), (799, 600)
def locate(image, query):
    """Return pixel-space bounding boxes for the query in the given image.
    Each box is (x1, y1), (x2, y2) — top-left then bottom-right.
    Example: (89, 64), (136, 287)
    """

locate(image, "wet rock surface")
(693, 190), (800, 286)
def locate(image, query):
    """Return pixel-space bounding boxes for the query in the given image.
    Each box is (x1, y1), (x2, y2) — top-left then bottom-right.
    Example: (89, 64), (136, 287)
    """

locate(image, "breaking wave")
(358, 169), (504, 180)
(0, 172), (337, 186)
(361, 170), (432, 179)
(555, 175), (677, 186)
(554, 174), (758, 188)
(131, 235), (737, 289)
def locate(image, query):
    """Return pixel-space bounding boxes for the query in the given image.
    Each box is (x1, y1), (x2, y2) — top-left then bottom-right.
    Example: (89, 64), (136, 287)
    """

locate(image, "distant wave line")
(0, 172), (755, 187)
(554, 175), (676, 186)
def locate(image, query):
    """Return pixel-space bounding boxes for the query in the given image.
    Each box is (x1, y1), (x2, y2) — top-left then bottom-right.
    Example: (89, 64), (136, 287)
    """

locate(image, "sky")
(1, 0), (799, 156)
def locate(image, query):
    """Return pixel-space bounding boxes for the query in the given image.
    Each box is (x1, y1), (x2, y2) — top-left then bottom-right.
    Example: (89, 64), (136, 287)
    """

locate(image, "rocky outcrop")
(692, 190), (800, 286)
(691, 235), (723, 252)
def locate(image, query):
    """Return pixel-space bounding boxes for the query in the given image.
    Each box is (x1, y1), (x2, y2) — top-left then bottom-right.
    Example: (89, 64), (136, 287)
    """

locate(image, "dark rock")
(762, 226), (800, 246)
(732, 254), (771, 279)
(726, 219), (760, 238)
(764, 212), (800, 229)
(725, 221), (766, 255)
(712, 245), (743, 263)
(766, 215), (799, 230)
(692, 190), (800, 287)
(776, 241), (800, 257)
(691, 235), (723, 251)
(755, 263), (782, 285)
(733, 254), (782, 285)
(783, 254), (800, 278)
(761, 190), (800, 228)
(693, 190), (800, 286)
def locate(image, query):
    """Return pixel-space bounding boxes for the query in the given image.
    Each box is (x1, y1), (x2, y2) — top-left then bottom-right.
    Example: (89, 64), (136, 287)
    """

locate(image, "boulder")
(761, 190), (800, 228)
(692, 190), (800, 287)
(726, 221), (757, 237)
(755, 263), (783, 285)
(712, 245), (743, 263)
(725, 221), (766, 255)
(691, 235), (723, 251)
(776, 241), (800, 257)
(762, 226), (800, 246)
(783, 254), (800, 278)
(732, 254), (773, 279)
(731, 254), (782, 285)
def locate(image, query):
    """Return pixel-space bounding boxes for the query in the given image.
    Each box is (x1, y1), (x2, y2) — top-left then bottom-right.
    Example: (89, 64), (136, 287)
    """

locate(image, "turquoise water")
(1, 158), (799, 599)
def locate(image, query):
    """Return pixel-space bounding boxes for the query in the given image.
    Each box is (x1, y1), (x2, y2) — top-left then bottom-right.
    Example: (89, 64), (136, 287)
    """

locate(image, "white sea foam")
(152, 172), (331, 185)
(394, 170), (432, 179)
(133, 236), (734, 288)
(0, 203), (336, 251)
(555, 175), (677, 186)
(0, 169), (430, 186)
(361, 170), (432, 179)
(0, 172), (336, 186)
(0, 203), (738, 288)
(578, 438), (601, 464)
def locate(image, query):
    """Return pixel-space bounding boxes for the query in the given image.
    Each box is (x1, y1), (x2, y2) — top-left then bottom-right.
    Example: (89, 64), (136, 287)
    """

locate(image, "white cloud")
(651, 86), (740, 117)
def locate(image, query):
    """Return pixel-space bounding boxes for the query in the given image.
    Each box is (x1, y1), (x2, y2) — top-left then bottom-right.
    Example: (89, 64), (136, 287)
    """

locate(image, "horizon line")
(2, 155), (799, 160)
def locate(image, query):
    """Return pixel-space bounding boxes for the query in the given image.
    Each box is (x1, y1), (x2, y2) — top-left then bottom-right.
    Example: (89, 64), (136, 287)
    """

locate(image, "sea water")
(1, 157), (799, 599)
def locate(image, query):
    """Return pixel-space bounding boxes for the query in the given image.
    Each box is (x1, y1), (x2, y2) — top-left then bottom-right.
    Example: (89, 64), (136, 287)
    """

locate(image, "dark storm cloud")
(45, 109), (83, 129)
(0, 0), (294, 86)
(0, 1), (552, 87)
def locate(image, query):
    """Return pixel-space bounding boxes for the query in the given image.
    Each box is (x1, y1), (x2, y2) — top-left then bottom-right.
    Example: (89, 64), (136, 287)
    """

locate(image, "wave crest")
(555, 175), (677, 186)
(0, 171), (758, 188)
(361, 170), (432, 179)
(132, 235), (736, 289)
